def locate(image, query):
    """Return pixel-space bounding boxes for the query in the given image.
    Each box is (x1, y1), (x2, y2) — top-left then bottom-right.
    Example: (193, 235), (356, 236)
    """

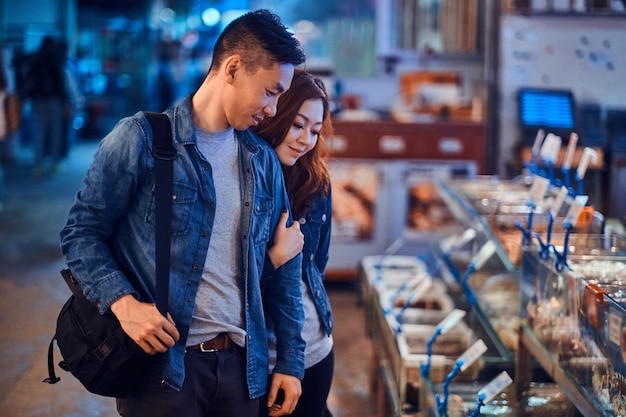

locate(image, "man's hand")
(110, 294), (179, 354)
(268, 209), (304, 269)
(266, 372), (302, 416)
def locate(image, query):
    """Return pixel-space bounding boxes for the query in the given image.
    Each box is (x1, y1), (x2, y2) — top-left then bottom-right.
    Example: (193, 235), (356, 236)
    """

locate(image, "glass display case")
(517, 234), (626, 417)
(432, 177), (526, 364)
(433, 175), (607, 362)
(359, 255), (484, 416)
(360, 173), (618, 416)
(418, 379), (580, 417)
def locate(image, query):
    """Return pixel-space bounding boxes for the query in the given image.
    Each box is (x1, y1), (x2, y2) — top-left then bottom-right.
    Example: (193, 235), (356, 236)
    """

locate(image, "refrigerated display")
(517, 234), (626, 417)
(360, 172), (618, 416)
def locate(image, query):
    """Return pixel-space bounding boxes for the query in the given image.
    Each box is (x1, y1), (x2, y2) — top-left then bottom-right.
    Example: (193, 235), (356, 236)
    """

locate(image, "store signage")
(327, 135), (348, 153)
(379, 135), (406, 153)
(438, 137), (463, 154)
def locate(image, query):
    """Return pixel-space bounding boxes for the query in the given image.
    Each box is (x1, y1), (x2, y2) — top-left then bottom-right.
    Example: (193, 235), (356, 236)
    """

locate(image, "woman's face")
(274, 98), (324, 166)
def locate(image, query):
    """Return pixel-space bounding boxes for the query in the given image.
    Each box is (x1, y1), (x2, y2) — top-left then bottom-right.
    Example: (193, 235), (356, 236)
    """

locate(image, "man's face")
(225, 62), (295, 131)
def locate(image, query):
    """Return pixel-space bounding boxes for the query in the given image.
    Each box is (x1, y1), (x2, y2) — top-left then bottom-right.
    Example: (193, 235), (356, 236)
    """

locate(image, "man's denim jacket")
(60, 95), (305, 398)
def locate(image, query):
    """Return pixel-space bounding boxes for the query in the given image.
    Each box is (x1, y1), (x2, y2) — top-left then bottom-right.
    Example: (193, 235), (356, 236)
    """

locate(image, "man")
(60, 9), (306, 417)
(27, 35), (68, 177)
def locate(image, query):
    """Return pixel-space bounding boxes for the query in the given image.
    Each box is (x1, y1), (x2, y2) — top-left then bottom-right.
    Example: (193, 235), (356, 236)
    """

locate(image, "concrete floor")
(0, 139), (377, 417)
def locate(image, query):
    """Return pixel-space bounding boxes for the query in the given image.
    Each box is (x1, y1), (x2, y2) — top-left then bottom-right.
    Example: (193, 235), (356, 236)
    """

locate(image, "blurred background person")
(0, 51), (9, 211)
(57, 39), (85, 159)
(25, 35), (69, 178)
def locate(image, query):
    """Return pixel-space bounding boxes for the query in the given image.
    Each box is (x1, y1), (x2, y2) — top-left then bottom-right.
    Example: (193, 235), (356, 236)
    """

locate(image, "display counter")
(516, 235), (626, 417)
(358, 178), (528, 416)
(360, 173), (625, 416)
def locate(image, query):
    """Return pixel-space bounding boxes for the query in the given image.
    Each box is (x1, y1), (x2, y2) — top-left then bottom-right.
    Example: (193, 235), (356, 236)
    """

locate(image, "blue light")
(201, 8), (221, 27)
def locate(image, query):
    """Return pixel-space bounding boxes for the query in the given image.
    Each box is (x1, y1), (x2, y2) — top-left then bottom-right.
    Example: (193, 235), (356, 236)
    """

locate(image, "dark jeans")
(117, 345), (258, 417)
(259, 349), (335, 417)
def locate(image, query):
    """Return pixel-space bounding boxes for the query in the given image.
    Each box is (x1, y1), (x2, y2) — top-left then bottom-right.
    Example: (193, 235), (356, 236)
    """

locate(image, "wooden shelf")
(503, 10), (626, 17)
(329, 119), (488, 174)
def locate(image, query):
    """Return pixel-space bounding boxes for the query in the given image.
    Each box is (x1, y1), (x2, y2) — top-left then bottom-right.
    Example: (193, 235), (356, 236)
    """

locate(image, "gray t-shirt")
(186, 127), (246, 347)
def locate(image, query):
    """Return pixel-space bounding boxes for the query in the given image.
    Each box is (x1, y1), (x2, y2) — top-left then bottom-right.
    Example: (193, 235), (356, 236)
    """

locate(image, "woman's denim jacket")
(264, 188), (334, 339)
(299, 189), (334, 336)
(59, 95), (305, 398)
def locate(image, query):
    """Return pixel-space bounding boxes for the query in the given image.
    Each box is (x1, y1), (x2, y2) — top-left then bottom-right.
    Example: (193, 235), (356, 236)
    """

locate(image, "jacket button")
(299, 218), (306, 225)
(309, 254), (314, 261)
(322, 214), (326, 222)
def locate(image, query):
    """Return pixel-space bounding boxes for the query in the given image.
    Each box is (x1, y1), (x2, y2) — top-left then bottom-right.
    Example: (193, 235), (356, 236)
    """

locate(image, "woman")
(254, 70), (335, 417)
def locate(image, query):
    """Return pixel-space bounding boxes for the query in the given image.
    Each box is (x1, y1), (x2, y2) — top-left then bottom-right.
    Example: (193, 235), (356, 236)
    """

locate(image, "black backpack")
(43, 111), (175, 397)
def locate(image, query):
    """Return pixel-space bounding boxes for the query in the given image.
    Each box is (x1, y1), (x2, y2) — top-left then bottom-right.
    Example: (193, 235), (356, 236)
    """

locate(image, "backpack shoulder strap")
(144, 111), (175, 317)
(145, 111), (176, 160)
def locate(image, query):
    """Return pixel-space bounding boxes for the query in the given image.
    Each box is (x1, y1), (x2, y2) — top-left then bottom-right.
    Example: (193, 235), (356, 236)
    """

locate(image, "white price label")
(550, 186), (569, 217)
(407, 276), (433, 304)
(478, 372), (513, 403)
(437, 309), (466, 334)
(458, 339), (488, 372)
(576, 147), (599, 179)
(539, 133), (555, 162)
(531, 129), (545, 158)
(562, 133), (579, 170)
(529, 176), (550, 206)
(609, 312), (622, 346)
(472, 241), (497, 270)
(441, 228), (476, 254)
(540, 133), (561, 164)
(563, 195), (589, 227)
(549, 134), (562, 163)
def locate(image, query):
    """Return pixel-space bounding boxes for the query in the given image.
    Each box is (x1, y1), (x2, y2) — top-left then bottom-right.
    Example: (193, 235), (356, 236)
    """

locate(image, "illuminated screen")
(518, 88), (575, 130)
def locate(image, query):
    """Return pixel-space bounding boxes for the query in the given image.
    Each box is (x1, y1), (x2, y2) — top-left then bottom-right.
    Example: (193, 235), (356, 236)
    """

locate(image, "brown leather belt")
(189, 334), (233, 352)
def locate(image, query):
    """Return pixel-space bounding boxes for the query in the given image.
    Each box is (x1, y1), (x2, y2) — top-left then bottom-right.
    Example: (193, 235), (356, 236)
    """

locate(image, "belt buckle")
(200, 341), (219, 353)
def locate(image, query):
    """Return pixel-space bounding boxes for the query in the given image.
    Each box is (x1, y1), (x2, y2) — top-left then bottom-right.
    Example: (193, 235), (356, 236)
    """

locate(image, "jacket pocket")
(146, 181), (197, 235)
(251, 196), (274, 246)
(301, 211), (327, 253)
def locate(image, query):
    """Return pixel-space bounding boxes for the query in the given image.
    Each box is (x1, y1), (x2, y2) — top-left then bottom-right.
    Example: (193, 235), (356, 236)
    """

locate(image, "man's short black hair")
(210, 9), (306, 74)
